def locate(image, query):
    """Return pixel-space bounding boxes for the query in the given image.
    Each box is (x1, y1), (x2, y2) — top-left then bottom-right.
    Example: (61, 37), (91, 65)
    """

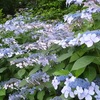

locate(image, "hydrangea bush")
(0, 0), (100, 100)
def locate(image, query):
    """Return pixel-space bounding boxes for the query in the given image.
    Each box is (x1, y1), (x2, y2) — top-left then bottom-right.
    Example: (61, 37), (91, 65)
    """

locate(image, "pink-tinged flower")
(52, 76), (60, 90)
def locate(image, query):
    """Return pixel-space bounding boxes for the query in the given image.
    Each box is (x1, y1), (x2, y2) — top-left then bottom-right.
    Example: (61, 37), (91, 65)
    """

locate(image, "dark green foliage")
(0, 0), (84, 21)
(0, 0), (29, 15)
(0, 9), (6, 23)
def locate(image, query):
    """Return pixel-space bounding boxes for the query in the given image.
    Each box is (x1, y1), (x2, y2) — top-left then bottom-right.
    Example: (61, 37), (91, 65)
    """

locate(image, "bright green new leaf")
(37, 91), (45, 100)
(71, 56), (95, 70)
(83, 66), (96, 82)
(0, 89), (6, 96)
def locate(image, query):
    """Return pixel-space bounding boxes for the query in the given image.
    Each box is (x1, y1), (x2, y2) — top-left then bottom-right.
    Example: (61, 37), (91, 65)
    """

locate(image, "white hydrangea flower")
(80, 34), (100, 47)
(58, 40), (67, 48)
(81, 11), (92, 20)
(75, 0), (83, 5)
(9, 84), (14, 89)
(61, 85), (75, 98)
(74, 86), (84, 99)
(0, 53), (4, 58)
(52, 76), (60, 90)
(95, 89), (100, 100)
(61, 76), (76, 98)
(69, 76), (76, 82)
(66, 0), (83, 5)
(64, 15), (69, 22)
(92, 82), (100, 100)
(95, 85), (100, 94)
(63, 15), (73, 24)
(67, 16), (74, 24)
(16, 63), (23, 68)
(64, 76), (76, 86)
(4, 84), (8, 89)
(68, 38), (78, 46)
(83, 89), (93, 100)
(66, 0), (74, 5)
(83, 85), (95, 100)
(68, 33), (81, 46)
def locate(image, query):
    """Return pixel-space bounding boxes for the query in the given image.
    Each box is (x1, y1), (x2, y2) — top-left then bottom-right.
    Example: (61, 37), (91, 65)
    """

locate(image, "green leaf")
(37, 91), (45, 100)
(70, 53), (79, 62)
(18, 69), (26, 78)
(93, 57), (100, 65)
(29, 65), (40, 76)
(71, 56), (95, 70)
(0, 68), (7, 73)
(0, 89), (6, 96)
(53, 70), (69, 75)
(0, 96), (4, 100)
(47, 62), (65, 75)
(19, 80), (27, 87)
(83, 66), (96, 82)
(70, 47), (87, 62)
(74, 67), (85, 77)
(46, 97), (53, 100)
(57, 51), (73, 62)
(42, 65), (50, 72)
(65, 63), (73, 71)
(60, 94), (72, 100)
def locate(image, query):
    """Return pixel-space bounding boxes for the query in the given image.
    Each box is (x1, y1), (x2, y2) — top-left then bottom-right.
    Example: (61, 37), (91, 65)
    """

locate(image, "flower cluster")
(68, 30), (100, 47)
(64, 0), (100, 24)
(52, 75), (100, 100)
(10, 53), (57, 68)
(0, 78), (21, 90)
(9, 86), (35, 100)
(26, 71), (50, 85)
(0, 0), (100, 99)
